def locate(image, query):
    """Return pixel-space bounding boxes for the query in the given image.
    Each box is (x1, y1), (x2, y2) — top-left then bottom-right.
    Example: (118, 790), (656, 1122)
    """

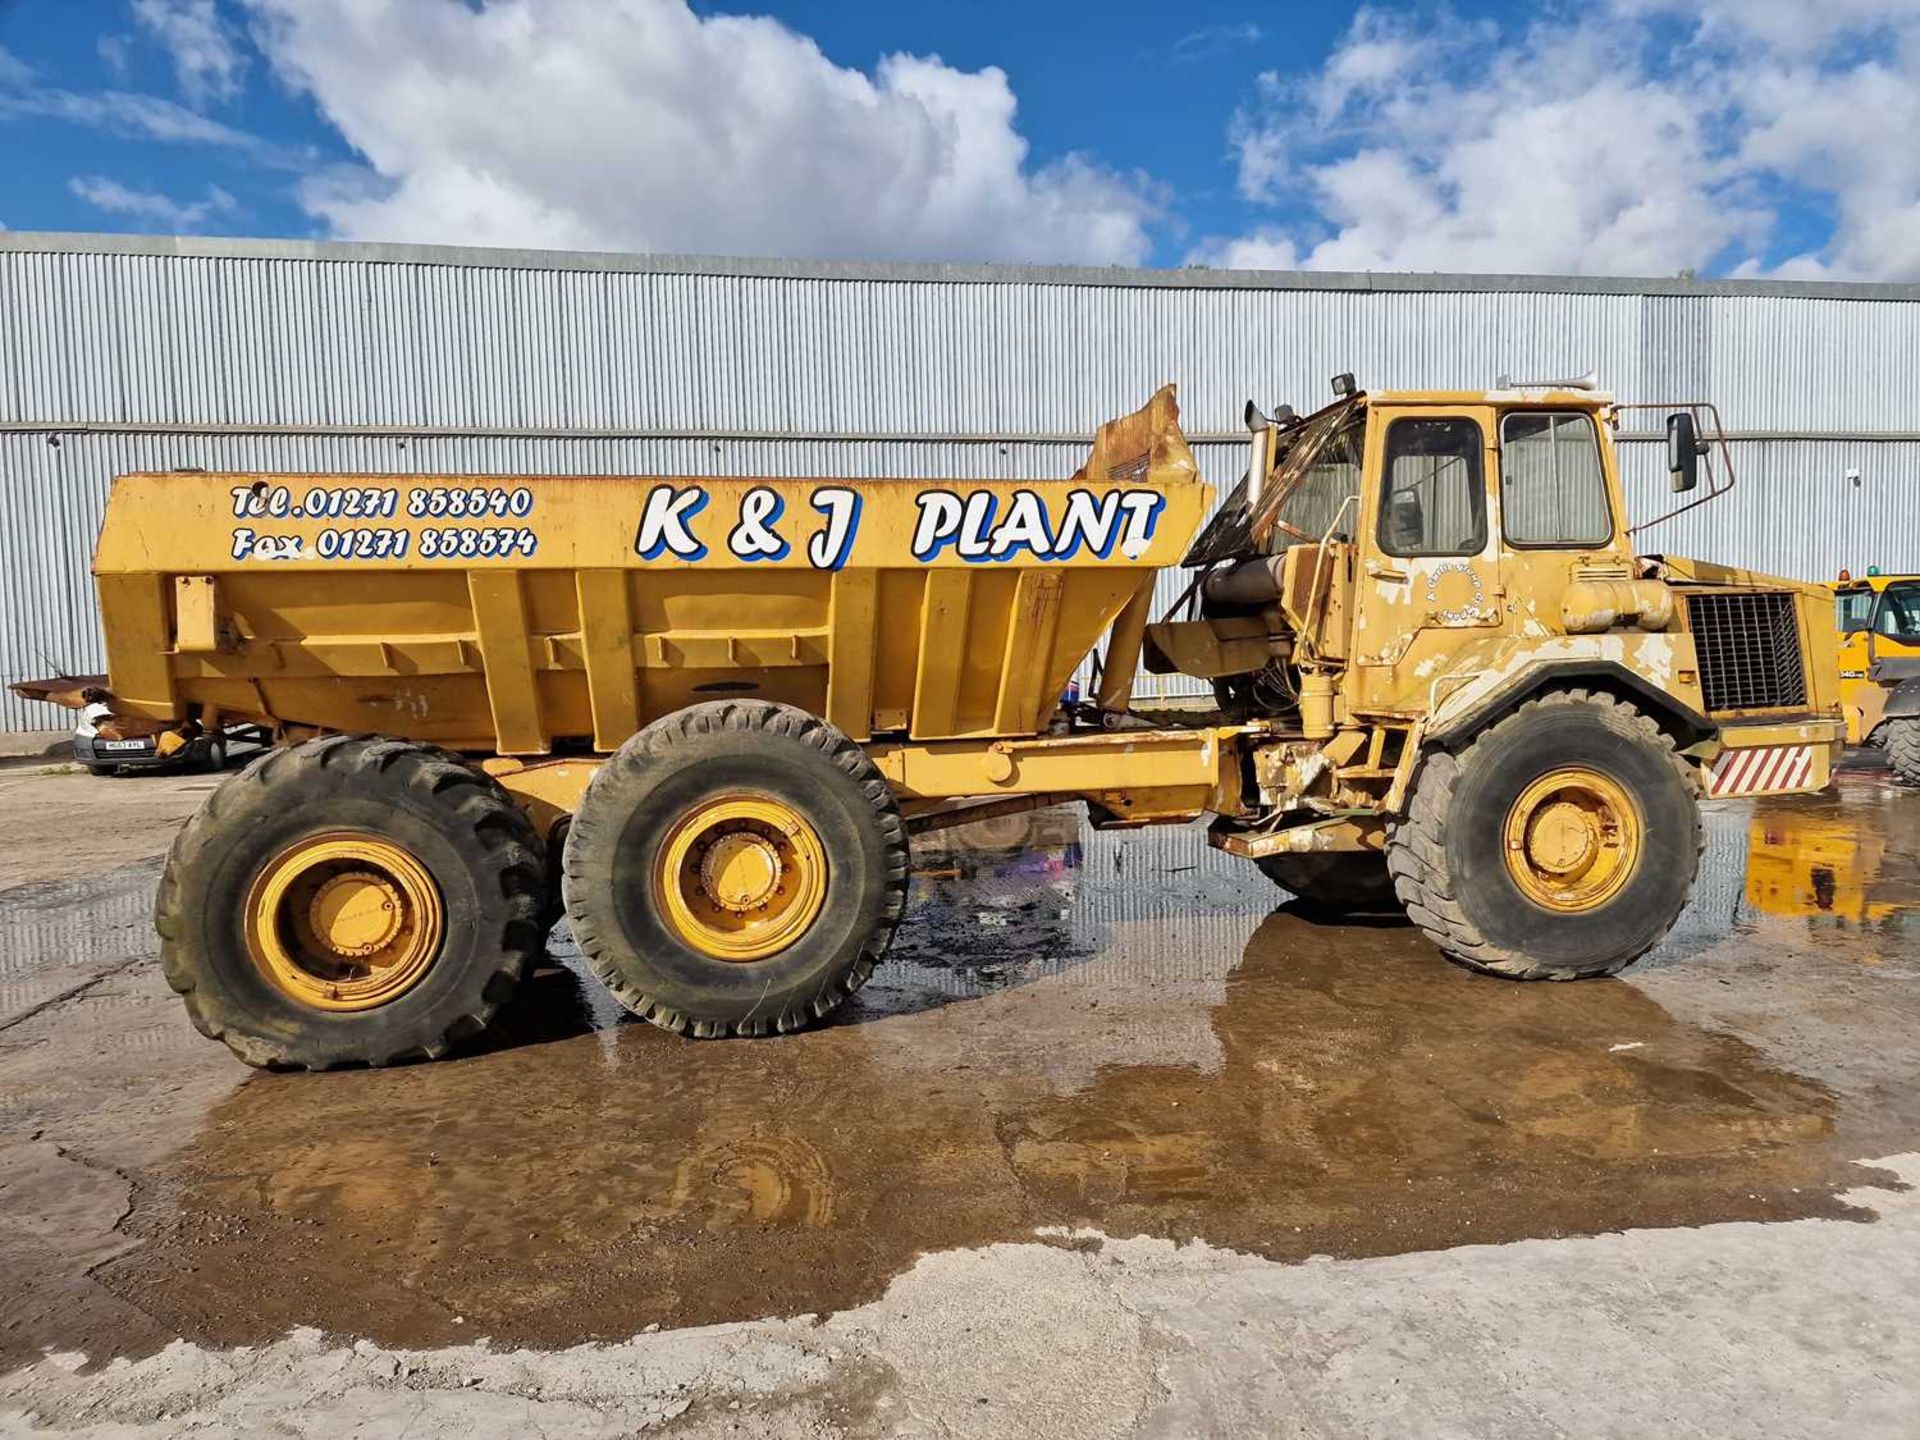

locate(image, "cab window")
(1377, 417), (1487, 558)
(1836, 588), (1875, 633)
(1500, 411), (1612, 547)
(1876, 582), (1920, 641)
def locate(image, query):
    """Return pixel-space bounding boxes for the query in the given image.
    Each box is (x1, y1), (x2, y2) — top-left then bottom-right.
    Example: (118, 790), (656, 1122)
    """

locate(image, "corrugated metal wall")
(3, 234), (1917, 731)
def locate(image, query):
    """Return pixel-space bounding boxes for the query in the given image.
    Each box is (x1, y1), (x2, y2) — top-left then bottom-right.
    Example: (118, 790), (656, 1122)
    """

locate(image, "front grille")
(1685, 591), (1808, 712)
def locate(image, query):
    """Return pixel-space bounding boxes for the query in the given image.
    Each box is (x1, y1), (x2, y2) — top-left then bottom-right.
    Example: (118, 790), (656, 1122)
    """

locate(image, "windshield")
(1266, 410), (1366, 546)
(1875, 582), (1920, 641)
(1837, 587), (1874, 633)
(1182, 396), (1365, 567)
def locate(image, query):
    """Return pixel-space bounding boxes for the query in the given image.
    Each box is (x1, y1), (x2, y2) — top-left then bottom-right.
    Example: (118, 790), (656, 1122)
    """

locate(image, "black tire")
(1886, 717), (1920, 786)
(156, 735), (547, 1069)
(1386, 690), (1701, 979)
(1255, 852), (1401, 914)
(561, 700), (908, 1037)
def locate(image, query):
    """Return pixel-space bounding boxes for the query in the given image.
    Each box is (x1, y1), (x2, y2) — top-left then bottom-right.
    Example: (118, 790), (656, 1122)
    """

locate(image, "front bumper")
(1705, 717), (1844, 798)
(74, 734), (187, 769)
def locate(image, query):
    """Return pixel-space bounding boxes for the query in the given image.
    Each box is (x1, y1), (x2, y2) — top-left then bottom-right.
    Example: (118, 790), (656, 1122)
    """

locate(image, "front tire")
(1387, 690), (1700, 979)
(561, 701), (908, 1037)
(156, 736), (548, 1068)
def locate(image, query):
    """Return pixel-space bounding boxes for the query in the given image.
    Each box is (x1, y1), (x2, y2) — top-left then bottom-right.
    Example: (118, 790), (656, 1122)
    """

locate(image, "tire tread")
(1885, 717), (1920, 787)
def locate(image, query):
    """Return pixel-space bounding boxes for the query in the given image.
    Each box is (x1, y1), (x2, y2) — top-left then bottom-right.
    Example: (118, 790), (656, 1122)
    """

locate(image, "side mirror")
(1387, 488), (1425, 551)
(1667, 412), (1701, 493)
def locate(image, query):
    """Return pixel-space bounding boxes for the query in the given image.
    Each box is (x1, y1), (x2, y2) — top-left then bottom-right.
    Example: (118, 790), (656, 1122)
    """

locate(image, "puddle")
(0, 862), (159, 1030)
(65, 803), (1914, 1363)
(3, 770), (1916, 1371)
(1739, 780), (1920, 950)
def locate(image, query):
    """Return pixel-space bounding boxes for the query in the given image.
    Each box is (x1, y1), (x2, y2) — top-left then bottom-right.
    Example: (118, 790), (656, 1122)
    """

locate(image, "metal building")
(3, 230), (1917, 733)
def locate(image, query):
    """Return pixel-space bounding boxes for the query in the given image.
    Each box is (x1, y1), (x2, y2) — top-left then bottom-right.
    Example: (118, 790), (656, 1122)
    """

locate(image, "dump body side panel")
(94, 471), (1212, 754)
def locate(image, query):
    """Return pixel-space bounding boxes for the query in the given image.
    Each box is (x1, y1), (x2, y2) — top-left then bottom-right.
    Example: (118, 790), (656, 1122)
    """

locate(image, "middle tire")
(561, 701), (909, 1037)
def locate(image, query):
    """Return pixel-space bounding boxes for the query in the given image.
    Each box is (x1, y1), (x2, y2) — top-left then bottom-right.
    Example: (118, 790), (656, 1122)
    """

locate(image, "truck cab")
(1170, 377), (1841, 792)
(1343, 387), (1655, 719)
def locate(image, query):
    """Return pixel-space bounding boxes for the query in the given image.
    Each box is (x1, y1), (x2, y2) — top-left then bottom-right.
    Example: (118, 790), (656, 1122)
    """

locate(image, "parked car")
(73, 704), (259, 775)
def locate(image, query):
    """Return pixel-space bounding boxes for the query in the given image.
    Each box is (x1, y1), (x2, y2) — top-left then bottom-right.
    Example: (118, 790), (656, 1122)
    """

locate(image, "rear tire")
(156, 735), (547, 1069)
(561, 701), (908, 1037)
(1255, 853), (1401, 914)
(1387, 690), (1700, 979)
(1886, 717), (1920, 786)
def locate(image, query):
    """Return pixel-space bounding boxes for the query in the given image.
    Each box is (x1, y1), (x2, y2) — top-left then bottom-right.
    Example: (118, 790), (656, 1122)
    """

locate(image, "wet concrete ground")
(1, 758), (1918, 1431)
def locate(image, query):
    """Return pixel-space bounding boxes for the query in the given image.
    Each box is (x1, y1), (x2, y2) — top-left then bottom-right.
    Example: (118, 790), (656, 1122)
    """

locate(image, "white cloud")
(1196, 1), (1920, 281)
(236, 0), (1160, 264)
(0, 46), (33, 90)
(1171, 23), (1263, 63)
(69, 175), (240, 230)
(0, 41), (296, 164)
(1192, 229), (1300, 271)
(1617, 0), (1920, 53)
(97, 33), (134, 81)
(132, 0), (248, 104)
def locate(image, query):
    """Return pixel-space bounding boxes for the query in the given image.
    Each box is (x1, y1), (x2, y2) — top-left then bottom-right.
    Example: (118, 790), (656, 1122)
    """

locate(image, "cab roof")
(1367, 388), (1616, 409)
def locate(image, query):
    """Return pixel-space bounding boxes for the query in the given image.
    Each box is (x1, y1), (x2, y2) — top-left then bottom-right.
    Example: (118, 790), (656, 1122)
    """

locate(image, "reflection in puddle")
(66, 793), (1906, 1367)
(1742, 780), (1920, 939)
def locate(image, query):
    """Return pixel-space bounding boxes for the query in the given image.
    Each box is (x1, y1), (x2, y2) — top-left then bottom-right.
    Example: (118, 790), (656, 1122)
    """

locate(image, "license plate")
(101, 739), (153, 752)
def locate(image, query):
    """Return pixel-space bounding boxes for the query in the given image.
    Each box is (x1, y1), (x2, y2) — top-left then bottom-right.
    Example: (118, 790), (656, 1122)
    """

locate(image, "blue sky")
(1, 0), (1917, 280)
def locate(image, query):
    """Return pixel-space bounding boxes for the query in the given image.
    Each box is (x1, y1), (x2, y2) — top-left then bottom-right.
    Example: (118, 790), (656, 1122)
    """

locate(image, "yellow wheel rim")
(244, 831), (445, 1011)
(1502, 767), (1643, 914)
(655, 794), (829, 961)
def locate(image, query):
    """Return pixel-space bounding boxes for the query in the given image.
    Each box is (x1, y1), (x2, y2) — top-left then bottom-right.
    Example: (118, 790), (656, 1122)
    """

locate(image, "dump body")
(92, 391), (1212, 758)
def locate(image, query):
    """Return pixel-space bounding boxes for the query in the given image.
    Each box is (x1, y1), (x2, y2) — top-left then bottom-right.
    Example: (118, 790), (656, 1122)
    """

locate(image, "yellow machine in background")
(1832, 570), (1920, 784)
(19, 377), (1844, 1069)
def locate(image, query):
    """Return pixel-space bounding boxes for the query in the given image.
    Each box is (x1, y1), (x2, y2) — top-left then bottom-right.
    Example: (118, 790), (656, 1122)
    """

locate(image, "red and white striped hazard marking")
(1706, 743), (1816, 798)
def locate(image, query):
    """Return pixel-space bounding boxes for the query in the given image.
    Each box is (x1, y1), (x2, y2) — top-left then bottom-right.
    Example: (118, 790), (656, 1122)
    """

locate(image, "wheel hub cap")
(1502, 767), (1643, 914)
(244, 831), (445, 1011)
(1526, 800), (1600, 876)
(656, 795), (829, 962)
(701, 832), (784, 912)
(309, 871), (406, 957)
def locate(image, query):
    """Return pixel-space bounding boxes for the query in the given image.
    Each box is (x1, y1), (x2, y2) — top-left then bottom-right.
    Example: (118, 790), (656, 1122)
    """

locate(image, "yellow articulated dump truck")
(30, 377), (1844, 1068)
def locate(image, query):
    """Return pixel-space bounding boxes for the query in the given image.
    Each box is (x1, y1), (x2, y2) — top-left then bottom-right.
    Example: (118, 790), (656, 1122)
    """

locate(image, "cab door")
(1349, 406), (1506, 712)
